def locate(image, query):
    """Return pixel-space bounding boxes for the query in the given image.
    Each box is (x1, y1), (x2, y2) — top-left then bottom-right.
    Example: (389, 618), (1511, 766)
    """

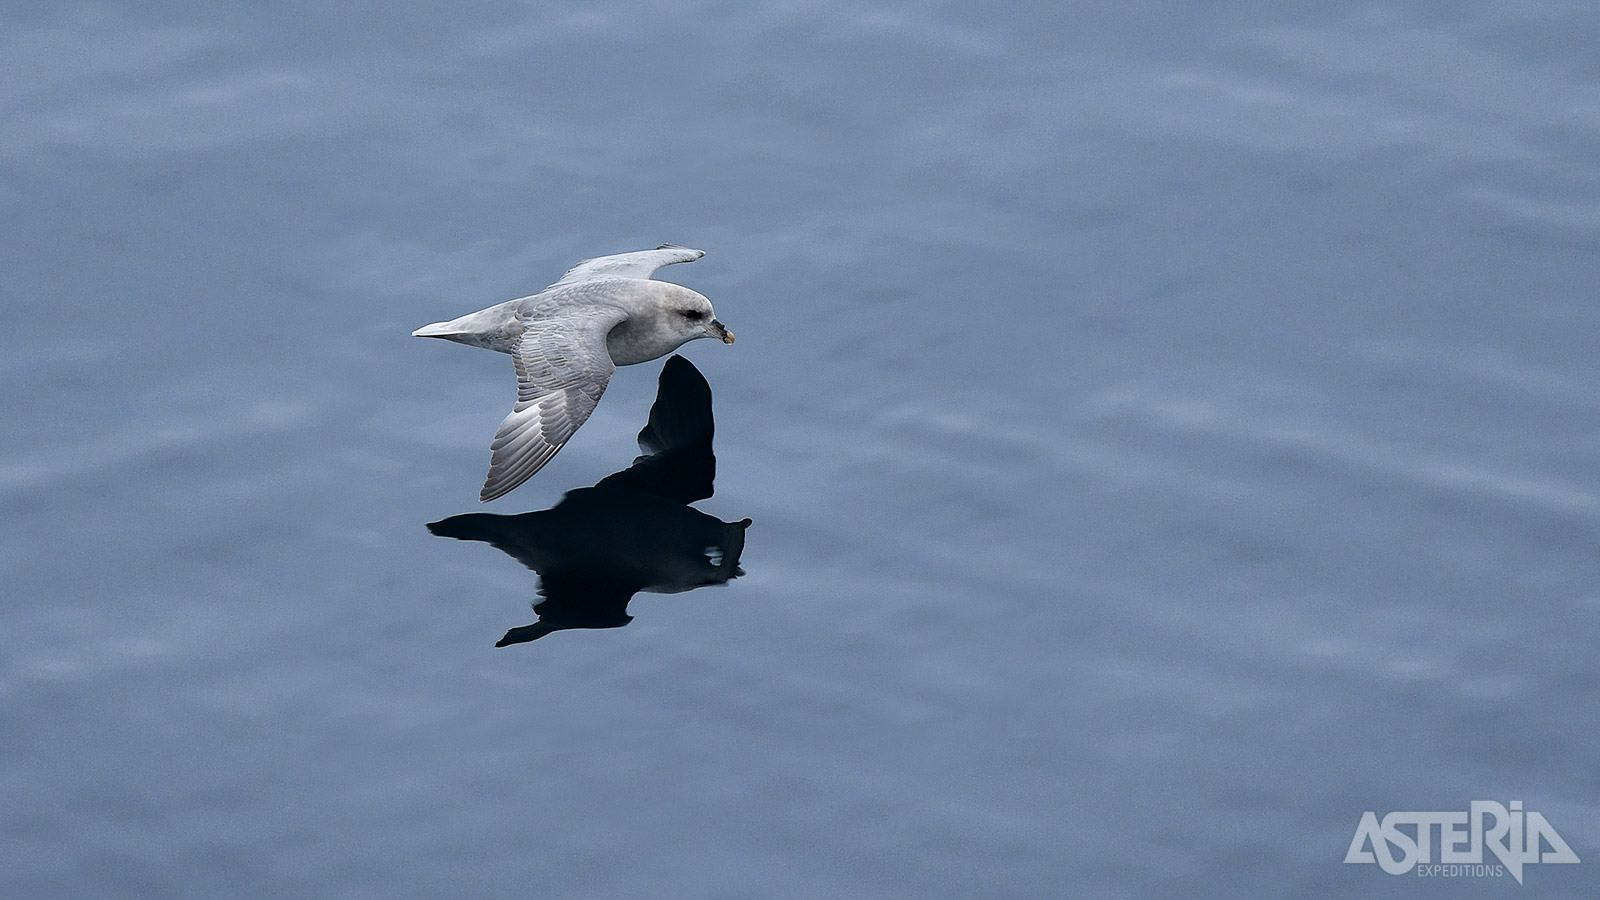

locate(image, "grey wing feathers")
(549, 244), (704, 288)
(480, 311), (624, 501)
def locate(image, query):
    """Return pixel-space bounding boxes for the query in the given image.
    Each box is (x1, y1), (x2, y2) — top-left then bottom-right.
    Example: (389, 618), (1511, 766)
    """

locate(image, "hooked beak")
(711, 319), (735, 344)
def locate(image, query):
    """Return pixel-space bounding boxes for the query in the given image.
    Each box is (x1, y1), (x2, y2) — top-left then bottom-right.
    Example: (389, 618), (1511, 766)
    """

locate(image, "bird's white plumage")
(480, 312), (622, 501)
(549, 244), (705, 289)
(413, 245), (732, 502)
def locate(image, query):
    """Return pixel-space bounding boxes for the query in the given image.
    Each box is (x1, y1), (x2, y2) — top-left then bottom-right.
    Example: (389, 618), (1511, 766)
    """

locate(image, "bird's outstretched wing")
(548, 244), (704, 288)
(480, 308), (626, 501)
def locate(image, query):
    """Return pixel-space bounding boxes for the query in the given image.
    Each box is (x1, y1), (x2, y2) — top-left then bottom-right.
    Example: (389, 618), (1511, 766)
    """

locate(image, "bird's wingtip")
(656, 242), (705, 258)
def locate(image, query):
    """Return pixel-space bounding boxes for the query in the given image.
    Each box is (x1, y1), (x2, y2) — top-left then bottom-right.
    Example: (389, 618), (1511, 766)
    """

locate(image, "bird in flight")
(413, 244), (734, 501)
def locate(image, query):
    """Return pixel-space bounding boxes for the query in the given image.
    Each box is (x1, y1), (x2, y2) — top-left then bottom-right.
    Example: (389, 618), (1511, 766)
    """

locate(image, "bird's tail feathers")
(412, 321), (459, 338)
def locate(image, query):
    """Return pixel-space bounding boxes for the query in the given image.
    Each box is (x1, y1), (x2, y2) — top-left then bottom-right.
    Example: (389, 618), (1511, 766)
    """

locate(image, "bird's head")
(668, 289), (735, 345)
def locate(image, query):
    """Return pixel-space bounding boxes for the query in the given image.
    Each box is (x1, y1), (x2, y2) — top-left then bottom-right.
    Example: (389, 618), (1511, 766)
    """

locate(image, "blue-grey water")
(5, 3), (1598, 898)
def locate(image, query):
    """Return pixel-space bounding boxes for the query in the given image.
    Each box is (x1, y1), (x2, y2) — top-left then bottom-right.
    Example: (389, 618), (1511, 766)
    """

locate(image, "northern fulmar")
(413, 244), (734, 501)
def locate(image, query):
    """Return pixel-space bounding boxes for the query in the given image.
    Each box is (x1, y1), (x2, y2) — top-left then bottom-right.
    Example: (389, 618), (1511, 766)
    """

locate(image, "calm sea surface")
(4, 2), (1598, 897)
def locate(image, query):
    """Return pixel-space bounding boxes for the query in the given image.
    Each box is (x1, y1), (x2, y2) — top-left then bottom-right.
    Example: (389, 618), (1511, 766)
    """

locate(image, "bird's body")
(413, 245), (733, 501)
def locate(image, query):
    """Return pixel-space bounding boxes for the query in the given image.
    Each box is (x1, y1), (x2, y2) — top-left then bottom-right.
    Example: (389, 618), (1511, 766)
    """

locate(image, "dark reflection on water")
(428, 355), (750, 646)
(8, 4), (1600, 897)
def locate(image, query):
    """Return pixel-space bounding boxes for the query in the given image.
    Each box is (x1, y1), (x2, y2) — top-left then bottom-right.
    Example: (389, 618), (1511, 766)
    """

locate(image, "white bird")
(413, 244), (734, 502)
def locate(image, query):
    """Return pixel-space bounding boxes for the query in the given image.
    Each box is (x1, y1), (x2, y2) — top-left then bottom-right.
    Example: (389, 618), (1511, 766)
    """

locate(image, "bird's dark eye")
(681, 309), (705, 321)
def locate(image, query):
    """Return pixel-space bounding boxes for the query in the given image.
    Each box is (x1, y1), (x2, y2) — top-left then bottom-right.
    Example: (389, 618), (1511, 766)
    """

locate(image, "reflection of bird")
(429, 491), (749, 646)
(428, 356), (751, 647)
(413, 245), (735, 502)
